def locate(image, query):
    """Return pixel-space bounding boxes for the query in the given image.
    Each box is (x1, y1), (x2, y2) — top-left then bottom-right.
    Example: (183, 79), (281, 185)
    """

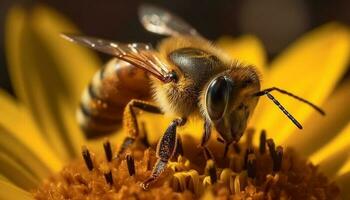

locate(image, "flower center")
(33, 130), (340, 199)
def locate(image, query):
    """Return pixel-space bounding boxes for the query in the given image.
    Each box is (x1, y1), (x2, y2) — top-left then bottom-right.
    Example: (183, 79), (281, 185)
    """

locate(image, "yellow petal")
(0, 127), (56, 189)
(0, 152), (38, 189)
(5, 5), (68, 160)
(216, 35), (267, 75)
(0, 180), (34, 200)
(30, 5), (102, 155)
(0, 90), (63, 172)
(284, 78), (350, 156)
(5, 5), (100, 160)
(337, 159), (350, 177)
(5, 5), (27, 103)
(309, 122), (350, 177)
(253, 23), (350, 144)
(30, 5), (101, 105)
(58, 100), (88, 155)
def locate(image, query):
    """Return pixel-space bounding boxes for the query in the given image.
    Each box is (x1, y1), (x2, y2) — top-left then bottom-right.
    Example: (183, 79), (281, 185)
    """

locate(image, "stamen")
(234, 176), (241, 194)
(247, 154), (256, 179)
(104, 170), (114, 185)
(187, 170), (200, 195)
(126, 154), (136, 176)
(103, 139), (113, 162)
(267, 139), (277, 162)
(274, 146), (283, 172)
(243, 148), (254, 169)
(267, 139), (283, 172)
(172, 173), (186, 192)
(205, 160), (217, 184)
(81, 146), (93, 171)
(35, 120), (340, 199)
(202, 176), (212, 187)
(220, 168), (235, 183)
(209, 166), (217, 184)
(259, 130), (266, 154)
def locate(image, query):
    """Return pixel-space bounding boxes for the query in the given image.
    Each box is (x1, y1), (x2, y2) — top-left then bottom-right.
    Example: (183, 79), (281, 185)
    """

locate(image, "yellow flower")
(1, 4), (350, 199)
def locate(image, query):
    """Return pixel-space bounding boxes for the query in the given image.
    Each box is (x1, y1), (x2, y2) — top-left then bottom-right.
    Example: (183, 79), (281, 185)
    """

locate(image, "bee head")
(205, 67), (260, 143)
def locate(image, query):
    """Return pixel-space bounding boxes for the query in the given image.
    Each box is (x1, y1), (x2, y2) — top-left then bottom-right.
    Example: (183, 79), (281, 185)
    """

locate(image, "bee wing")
(61, 34), (173, 82)
(138, 4), (199, 36)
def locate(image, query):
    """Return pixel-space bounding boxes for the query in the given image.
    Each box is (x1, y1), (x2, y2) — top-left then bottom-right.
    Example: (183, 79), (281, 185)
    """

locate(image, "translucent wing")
(61, 34), (173, 82)
(138, 4), (199, 36)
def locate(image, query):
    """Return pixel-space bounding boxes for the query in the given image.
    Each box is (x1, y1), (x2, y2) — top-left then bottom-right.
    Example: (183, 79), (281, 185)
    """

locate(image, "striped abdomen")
(77, 58), (151, 138)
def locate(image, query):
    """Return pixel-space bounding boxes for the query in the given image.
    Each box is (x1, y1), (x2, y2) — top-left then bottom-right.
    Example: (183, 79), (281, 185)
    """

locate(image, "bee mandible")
(62, 4), (325, 189)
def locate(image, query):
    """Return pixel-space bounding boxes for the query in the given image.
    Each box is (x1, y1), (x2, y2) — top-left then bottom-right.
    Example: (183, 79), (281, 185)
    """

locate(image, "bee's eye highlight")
(206, 76), (231, 120)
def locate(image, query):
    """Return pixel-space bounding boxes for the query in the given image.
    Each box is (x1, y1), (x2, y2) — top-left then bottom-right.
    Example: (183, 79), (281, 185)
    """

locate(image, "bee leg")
(200, 120), (211, 147)
(223, 142), (231, 157)
(141, 118), (187, 190)
(118, 99), (163, 155)
(118, 137), (135, 156)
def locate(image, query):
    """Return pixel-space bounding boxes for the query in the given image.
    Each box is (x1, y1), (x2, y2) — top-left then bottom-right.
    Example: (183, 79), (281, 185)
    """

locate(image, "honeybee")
(62, 4), (324, 189)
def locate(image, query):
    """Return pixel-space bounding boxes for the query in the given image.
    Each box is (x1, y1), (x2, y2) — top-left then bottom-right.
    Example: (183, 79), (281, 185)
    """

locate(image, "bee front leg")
(141, 118), (187, 190)
(200, 120), (212, 147)
(118, 99), (163, 155)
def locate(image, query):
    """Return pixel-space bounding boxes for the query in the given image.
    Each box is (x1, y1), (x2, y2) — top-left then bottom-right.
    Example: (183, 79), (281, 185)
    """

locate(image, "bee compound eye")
(206, 76), (231, 121)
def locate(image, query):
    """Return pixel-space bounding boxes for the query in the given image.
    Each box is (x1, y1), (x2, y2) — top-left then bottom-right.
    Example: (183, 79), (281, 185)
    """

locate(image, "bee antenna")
(255, 87), (325, 115)
(256, 92), (303, 129)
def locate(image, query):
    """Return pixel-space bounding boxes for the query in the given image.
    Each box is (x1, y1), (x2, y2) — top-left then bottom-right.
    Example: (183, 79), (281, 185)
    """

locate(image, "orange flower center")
(34, 130), (340, 199)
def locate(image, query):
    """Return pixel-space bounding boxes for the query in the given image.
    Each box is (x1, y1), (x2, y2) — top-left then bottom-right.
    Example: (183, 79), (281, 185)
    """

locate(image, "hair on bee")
(62, 3), (326, 189)
(255, 87), (326, 129)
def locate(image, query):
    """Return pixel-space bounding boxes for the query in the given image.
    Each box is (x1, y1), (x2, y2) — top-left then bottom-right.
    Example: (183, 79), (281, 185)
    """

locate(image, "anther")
(103, 139), (113, 162)
(209, 166), (217, 184)
(259, 130), (266, 154)
(82, 146), (93, 171)
(267, 139), (277, 161)
(243, 148), (254, 169)
(273, 146), (283, 172)
(247, 154), (256, 179)
(205, 160), (217, 184)
(126, 154), (136, 176)
(104, 170), (114, 185)
(267, 139), (283, 172)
